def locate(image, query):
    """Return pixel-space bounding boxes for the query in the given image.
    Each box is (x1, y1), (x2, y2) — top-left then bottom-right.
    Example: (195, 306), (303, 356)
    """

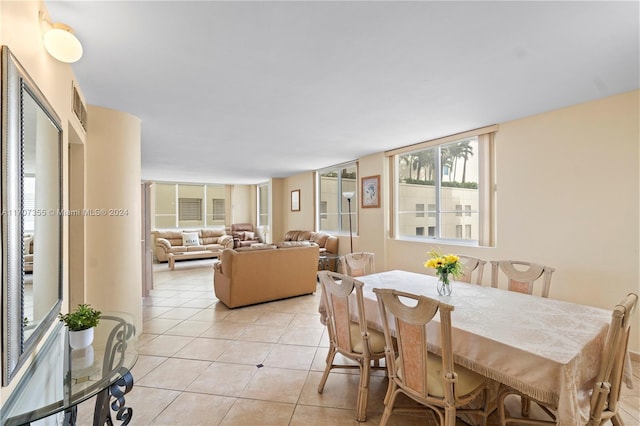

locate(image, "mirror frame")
(2, 46), (63, 385)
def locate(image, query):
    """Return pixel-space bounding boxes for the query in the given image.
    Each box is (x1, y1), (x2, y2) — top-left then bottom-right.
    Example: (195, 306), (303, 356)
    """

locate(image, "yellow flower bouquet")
(424, 249), (462, 294)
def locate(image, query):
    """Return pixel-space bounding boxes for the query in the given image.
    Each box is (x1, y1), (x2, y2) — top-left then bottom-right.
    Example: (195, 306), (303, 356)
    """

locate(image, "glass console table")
(1, 314), (137, 426)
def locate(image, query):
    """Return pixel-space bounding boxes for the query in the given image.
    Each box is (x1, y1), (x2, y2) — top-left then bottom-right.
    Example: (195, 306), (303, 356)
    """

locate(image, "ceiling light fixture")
(40, 12), (83, 63)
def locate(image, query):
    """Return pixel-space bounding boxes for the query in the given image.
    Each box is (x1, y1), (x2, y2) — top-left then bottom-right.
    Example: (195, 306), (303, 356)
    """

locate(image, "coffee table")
(167, 251), (219, 269)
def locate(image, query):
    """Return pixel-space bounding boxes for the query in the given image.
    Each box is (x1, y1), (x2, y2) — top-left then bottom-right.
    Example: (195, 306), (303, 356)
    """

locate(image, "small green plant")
(58, 304), (102, 331)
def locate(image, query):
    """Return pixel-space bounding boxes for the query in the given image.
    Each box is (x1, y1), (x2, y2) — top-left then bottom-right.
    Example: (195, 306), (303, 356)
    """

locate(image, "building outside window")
(317, 163), (357, 234)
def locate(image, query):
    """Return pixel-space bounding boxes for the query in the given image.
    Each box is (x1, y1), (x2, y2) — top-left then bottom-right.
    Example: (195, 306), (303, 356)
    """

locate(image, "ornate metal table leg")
(93, 371), (134, 426)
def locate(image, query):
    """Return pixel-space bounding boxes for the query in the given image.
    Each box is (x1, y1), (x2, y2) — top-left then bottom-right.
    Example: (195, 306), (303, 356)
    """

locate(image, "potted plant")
(58, 304), (102, 349)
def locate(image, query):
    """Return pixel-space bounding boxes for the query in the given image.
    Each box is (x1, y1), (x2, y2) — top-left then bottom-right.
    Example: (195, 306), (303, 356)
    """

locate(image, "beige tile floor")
(77, 259), (640, 425)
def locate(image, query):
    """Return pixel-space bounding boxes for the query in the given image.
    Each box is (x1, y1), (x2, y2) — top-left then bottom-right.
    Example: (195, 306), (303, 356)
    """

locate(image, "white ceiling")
(45, 1), (639, 184)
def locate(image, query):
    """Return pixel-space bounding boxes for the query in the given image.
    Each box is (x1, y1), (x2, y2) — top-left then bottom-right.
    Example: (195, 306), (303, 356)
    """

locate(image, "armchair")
(230, 223), (261, 248)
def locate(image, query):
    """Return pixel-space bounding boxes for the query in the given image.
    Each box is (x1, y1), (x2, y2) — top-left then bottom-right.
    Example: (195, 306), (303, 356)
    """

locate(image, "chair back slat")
(457, 255), (487, 285)
(510, 280), (531, 294)
(490, 260), (555, 298)
(340, 252), (375, 277)
(396, 319), (428, 396)
(331, 294), (352, 351)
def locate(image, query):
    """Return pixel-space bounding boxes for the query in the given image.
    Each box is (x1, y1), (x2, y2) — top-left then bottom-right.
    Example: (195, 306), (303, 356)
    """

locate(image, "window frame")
(387, 126), (496, 247)
(316, 162), (358, 235)
(257, 182), (270, 229)
(153, 182), (227, 229)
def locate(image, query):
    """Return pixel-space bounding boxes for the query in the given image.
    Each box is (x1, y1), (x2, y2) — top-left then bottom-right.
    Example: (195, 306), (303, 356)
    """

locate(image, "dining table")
(337, 270), (627, 426)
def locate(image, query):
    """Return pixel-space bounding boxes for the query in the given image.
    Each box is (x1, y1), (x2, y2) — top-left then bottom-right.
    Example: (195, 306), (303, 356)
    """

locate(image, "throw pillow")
(182, 232), (200, 246)
(244, 231), (255, 241)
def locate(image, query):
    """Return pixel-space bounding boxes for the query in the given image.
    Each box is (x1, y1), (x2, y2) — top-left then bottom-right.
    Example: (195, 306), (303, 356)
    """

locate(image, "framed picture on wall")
(361, 175), (380, 208)
(291, 189), (300, 211)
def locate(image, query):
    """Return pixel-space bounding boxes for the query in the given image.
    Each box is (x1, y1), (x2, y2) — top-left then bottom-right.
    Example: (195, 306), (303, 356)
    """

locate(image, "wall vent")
(72, 84), (87, 131)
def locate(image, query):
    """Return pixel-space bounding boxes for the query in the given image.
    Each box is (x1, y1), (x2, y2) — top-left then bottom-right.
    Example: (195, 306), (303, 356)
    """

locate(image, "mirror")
(2, 46), (63, 385)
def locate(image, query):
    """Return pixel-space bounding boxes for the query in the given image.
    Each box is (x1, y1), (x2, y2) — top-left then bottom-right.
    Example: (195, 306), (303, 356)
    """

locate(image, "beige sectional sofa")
(213, 245), (319, 308)
(277, 230), (338, 254)
(153, 228), (234, 262)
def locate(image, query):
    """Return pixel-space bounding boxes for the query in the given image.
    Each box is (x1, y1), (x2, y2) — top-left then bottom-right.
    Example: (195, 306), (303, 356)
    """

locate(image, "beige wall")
(356, 153), (388, 270)
(85, 106), (142, 332)
(282, 172), (315, 235)
(284, 90), (640, 354)
(230, 184), (255, 225)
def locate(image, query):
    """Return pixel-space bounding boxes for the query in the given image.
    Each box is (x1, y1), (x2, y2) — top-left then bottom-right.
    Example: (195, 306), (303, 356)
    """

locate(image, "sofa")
(277, 230), (338, 255)
(213, 245), (319, 308)
(153, 228), (234, 262)
(230, 223), (262, 248)
(24, 233), (34, 273)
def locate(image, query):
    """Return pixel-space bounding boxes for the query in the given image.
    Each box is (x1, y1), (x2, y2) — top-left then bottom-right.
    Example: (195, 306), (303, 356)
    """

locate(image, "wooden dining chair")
(498, 292), (638, 425)
(340, 251), (375, 277)
(317, 271), (386, 422)
(490, 260), (555, 298)
(457, 255), (487, 285)
(373, 288), (490, 426)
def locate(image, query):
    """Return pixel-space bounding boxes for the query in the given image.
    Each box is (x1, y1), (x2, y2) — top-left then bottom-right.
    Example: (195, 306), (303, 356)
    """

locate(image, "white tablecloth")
(353, 270), (615, 426)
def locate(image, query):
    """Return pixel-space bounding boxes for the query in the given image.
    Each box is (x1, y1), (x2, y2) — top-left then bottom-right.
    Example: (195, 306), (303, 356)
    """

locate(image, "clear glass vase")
(436, 273), (452, 296)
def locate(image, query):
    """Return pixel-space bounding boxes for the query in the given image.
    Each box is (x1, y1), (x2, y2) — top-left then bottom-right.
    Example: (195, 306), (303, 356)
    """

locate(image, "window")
(317, 163), (357, 234)
(257, 183), (270, 228)
(179, 198), (202, 221)
(154, 182), (226, 228)
(212, 199), (225, 220)
(390, 126), (495, 246)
